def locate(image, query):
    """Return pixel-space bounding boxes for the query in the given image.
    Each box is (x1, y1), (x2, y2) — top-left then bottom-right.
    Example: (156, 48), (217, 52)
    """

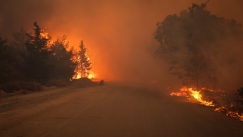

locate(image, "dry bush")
(0, 81), (41, 93)
(44, 79), (70, 87)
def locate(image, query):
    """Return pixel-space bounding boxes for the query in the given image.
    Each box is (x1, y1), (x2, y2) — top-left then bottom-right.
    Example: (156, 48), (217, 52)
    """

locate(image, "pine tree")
(0, 35), (15, 83)
(10, 28), (29, 80)
(49, 36), (76, 80)
(76, 40), (92, 78)
(23, 22), (53, 82)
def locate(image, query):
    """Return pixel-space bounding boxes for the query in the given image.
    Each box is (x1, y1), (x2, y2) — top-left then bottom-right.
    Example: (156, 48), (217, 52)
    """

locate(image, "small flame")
(72, 71), (97, 80)
(215, 107), (243, 121)
(40, 31), (49, 39)
(75, 73), (81, 79)
(88, 71), (97, 79)
(170, 92), (188, 97)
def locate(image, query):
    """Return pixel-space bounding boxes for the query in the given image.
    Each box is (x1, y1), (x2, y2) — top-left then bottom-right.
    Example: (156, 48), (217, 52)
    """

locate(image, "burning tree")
(74, 40), (92, 78)
(48, 36), (76, 81)
(154, 2), (243, 90)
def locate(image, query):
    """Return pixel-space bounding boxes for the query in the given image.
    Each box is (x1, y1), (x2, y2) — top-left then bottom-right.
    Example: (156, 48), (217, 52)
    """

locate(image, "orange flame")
(171, 87), (243, 121)
(40, 31), (49, 39)
(171, 86), (214, 107)
(72, 48), (97, 80)
(72, 70), (97, 80)
(188, 88), (214, 107)
(87, 71), (97, 79)
(170, 92), (188, 97)
(215, 107), (243, 121)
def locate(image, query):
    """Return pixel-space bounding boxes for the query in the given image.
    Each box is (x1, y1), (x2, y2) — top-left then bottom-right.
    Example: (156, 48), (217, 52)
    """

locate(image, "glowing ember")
(170, 92), (188, 97)
(215, 107), (243, 121)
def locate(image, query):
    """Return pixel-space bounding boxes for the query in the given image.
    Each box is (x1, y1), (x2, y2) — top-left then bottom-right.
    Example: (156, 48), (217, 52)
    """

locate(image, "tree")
(23, 22), (53, 82)
(154, 3), (243, 89)
(48, 36), (76, 80)
(11, 28), (28, 51)
(75, 40), (92, 78)
(0, 35), (16, 83)
(9, 28), (29, 80)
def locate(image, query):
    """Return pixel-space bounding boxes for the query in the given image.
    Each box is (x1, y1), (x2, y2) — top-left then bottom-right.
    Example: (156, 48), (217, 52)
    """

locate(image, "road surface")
(0, 82), (243, 137)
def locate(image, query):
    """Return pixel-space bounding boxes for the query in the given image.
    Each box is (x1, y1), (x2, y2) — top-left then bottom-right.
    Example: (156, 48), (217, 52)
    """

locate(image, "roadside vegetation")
(0, 22), (93, 94)
(154, 2), (243, 117)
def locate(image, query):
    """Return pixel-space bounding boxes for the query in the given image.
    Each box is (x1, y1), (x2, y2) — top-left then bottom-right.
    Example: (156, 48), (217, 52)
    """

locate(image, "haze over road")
(0, 83), (243, 137)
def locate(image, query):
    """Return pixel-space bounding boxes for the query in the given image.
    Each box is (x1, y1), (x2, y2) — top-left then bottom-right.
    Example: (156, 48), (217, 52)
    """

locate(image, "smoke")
(0, 0), (242, 90)
(0, 0), (56, 35)
(210, 38), (243, 91)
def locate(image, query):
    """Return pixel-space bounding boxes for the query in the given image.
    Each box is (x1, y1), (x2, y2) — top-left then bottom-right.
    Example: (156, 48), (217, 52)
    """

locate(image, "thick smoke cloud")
(0, 0), (242, 90)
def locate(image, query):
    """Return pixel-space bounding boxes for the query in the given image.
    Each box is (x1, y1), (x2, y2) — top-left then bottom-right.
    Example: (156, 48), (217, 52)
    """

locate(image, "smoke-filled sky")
(0, 0), (243, 86)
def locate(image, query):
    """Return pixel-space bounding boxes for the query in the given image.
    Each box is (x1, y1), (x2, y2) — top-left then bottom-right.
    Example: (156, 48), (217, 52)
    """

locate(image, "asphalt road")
(0, 83), (243, 137)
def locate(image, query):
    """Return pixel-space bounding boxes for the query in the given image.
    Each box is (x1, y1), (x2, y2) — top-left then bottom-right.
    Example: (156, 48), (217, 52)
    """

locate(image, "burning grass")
(214, 107), (243, 121)
(170, 86), (215, 107)
(171, 86), (243, 122)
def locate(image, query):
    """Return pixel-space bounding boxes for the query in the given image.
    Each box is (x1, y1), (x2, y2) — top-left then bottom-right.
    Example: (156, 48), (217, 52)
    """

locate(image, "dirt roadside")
(0, 82), (243, 137)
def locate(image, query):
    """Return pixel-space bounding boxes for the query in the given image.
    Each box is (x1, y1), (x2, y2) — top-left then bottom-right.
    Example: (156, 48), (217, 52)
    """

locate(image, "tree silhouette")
(0, 35), (16, 83)
(11, 28), (28, 51)
(23, 22), (53, 82)
(9, 28), (29, 80)
(49, 36), (76, 80)
(154, 3), (243, 89)
(75, 40), (92, 78)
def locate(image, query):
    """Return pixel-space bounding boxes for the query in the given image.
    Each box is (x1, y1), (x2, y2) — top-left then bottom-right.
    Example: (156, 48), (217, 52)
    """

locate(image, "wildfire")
(171, 86), (214, 107)
(215, 107), (243, 121)
(72, 41), (96, 80)
(170, 87), (188, 97)
(40, 31), (49, 39)
(171, 86), (243, 121)
(73, 70), (97, 80)
(170, 92), (188, 97)
(189, 88), (214, 107)
(88, 71), (97, 79)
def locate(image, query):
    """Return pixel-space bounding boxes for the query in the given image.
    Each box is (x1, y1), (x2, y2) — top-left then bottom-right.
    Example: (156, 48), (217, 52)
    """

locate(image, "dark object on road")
(99, 80), (104, 85)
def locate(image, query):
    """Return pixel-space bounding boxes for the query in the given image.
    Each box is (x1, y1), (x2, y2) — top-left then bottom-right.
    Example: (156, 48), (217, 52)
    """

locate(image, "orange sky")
(0, 0), (243, 84)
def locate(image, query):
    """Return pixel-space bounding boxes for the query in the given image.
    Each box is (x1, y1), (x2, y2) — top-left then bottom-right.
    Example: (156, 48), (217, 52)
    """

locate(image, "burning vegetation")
(154, 2), (243, 122)
(72, 40), (96, 80)
(171, 86), (243, 121)
(0, 22), (97, 93)
(171, 87), (215, 107)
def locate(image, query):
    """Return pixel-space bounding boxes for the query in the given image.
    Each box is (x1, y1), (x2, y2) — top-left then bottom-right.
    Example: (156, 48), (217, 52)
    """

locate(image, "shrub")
(44, 79), (70, 87)
(0, 81), (41, 93)
(237, 87), (243, 96)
